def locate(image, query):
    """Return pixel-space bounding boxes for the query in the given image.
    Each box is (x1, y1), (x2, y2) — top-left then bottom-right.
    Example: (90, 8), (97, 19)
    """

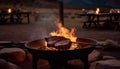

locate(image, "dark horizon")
(1, 0), (120, 9)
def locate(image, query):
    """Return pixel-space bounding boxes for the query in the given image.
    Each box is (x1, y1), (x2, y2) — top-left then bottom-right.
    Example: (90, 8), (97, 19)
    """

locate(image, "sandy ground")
(0, 19), (120, 43)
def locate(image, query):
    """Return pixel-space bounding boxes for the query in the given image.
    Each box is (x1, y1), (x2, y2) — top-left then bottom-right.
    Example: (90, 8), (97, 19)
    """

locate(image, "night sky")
(58, 0), (120, 8)
(1, 0), (120, 8)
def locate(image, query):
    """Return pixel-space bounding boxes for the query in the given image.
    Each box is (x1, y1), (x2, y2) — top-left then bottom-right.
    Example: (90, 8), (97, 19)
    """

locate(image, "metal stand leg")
(32, 55), (38, 69)
(81, 55), (89, 69)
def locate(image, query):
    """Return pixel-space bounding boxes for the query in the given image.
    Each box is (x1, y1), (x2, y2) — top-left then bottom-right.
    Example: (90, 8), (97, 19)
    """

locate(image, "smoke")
(29, 11), (59, 40)
(29, 27), (49, 41)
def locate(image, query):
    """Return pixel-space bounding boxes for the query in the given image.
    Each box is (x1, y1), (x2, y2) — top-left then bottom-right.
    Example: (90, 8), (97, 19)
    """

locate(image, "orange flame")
(8, 8), (12, 13)
(96, 8), (100, 14)
(50, 20), (77, 42)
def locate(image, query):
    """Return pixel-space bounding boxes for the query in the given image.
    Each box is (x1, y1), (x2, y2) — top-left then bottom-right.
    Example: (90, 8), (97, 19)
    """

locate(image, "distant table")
(79, 13), (120, 28)
(0, 11), (31, 24)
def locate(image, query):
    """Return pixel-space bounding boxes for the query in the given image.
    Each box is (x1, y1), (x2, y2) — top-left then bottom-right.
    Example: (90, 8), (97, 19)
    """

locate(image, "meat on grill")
(45, 36), (71, 49)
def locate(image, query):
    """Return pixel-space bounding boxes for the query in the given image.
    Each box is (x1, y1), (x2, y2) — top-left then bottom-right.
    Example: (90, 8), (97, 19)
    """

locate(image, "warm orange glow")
(117, 10), (120, 13)
(50, 20), (77, 42)
(8, 8), (12, 13)
(96, 8), (100, 14)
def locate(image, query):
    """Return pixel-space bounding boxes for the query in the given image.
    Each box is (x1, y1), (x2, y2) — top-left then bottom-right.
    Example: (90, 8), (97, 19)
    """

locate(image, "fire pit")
(25, 20), (98, 69)
(25, 37), (97, 69)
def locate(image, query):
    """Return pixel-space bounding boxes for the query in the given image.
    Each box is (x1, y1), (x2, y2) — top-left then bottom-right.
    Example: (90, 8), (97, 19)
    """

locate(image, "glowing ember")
(96, 8), (100, 14)
(50, 20), (77, 42)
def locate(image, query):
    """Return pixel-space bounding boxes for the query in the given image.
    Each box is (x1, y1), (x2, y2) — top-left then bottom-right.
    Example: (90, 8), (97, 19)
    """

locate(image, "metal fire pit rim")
(25, 37), (98, 51)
